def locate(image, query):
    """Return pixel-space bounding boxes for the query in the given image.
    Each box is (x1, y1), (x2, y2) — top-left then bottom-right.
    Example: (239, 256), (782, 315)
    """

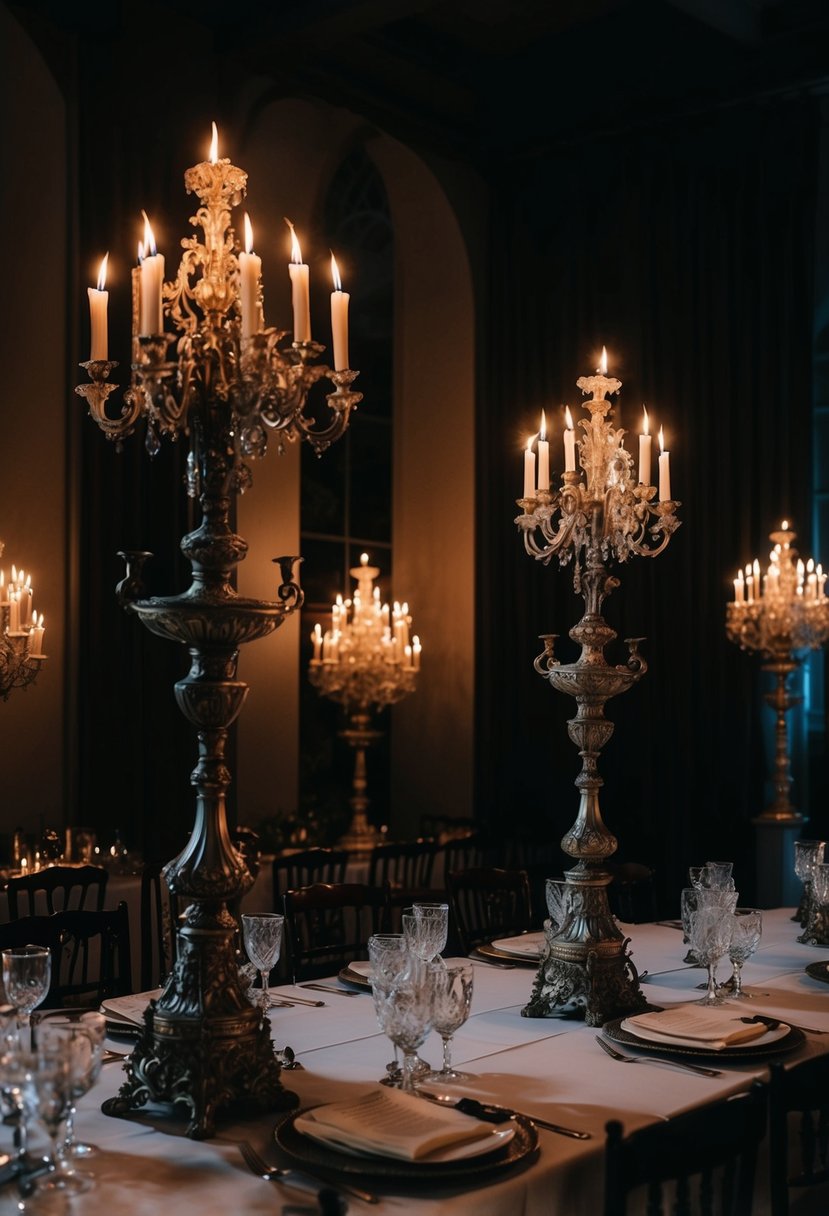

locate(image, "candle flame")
(642, 405), (649, 436)
(565, 405), (574, 431)
(96, 253), (109, 292)
(285, 218), (303, 265)
(330, 252), (343, 292)
(244, 212), (254, 255)
(808, 557), (815, 573)
(658, 425), (665, 454)
(599, 346), (608, 375)
(360, 552), (369, 565)
(141, 210), (157, 257)
(753, 559), (761, 578)
(781, 519), (789, 531)
(137, 240), (144, 264)
(210, 121), (219, 164)
(526, 435), (534, 453)
(540, 409), (547, 442)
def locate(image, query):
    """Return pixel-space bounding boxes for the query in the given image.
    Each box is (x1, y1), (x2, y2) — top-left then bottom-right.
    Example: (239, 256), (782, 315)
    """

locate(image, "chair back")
(272, 848), (349, 901)
(606, 860), (658, 924)
(0, 903), (132, 1007)
(769, 1056), (829, 1215)
(368, 839), (437, 894)
(7, 864), (108, 918)
(446, 866), (532, 954)
(139, 861), (184, 991)
(603, 1082), (767, 1216)
(282, 882), (390, 982)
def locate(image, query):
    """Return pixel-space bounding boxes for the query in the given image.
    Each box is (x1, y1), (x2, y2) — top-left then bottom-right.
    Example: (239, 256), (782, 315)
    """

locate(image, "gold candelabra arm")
(76, 360), (144, 448)
(273, 555), (304, 608)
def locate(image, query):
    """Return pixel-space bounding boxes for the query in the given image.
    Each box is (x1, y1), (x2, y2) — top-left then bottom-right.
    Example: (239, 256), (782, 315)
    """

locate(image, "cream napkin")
(624, 1006), (773, 1051)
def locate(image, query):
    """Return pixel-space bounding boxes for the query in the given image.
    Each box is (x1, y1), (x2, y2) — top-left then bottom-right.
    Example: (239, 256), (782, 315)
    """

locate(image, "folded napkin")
(294, 1087), (500, 1161)
(100, 990), (163, 1028)
(624, 1006), (771, 1051)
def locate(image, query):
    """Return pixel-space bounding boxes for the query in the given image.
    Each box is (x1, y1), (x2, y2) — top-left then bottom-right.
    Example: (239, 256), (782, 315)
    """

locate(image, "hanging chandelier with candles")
(0, 545), (46, 700)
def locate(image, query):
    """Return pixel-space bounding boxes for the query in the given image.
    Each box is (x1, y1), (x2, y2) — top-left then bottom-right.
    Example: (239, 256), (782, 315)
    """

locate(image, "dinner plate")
(805, 960), (829, 985)
(620, 1016), (790, 1051)
(490, 932), (547, 960)
(603, 1016), (804, 1061)
(337, 964), (370, 990)
(472, 942), (540, 968)
(295, 1112), (516, 1163)
(274, 1107), (539, 1186)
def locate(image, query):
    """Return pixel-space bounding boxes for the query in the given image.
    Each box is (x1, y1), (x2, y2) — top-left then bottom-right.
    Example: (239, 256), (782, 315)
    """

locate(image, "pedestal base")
(522, 931), (651, 1026)
(753, 814), (805, 909)
(102, 998), (297, 1139)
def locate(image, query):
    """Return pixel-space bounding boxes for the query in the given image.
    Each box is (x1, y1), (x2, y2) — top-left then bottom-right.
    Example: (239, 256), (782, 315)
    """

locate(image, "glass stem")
(63, 1104), (77, 1151)
(400, 1048), (415, 1094)
(705, 961), (718, 1003)
(260, 970), (270, 1008)
(442, 1035), (452, 1073)
(732, 960), (743, 997)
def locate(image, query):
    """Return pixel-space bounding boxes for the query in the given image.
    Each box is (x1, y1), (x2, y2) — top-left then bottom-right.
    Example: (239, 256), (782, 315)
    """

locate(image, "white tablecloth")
(7, 909), (829, 1215)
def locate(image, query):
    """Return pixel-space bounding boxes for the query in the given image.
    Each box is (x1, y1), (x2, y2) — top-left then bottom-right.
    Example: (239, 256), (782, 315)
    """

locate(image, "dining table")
(12, 907), (829, 1215)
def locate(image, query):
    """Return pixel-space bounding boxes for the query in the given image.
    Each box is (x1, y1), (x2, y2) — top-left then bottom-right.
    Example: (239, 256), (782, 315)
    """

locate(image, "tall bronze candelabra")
(309, 555), (420, 848)
(0, 544), (47, 700)
(726, 522), (829, 822)
(515, 353), (680, 1025)
(76, 129), (360, 1137)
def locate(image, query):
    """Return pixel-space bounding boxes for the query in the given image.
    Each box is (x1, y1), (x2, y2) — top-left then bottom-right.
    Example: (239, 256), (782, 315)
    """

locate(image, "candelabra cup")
(723, 909), (763, 998)
(793, 840), (825, 926)
(518, 359), (680, 1026)
(81, 136), (360, 1139)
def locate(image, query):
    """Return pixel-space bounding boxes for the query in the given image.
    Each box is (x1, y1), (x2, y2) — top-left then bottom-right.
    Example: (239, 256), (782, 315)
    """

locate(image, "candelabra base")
(522, 872), (652, 1026)
(339, 821), (382, 852)
(102, 912), (297, 1139)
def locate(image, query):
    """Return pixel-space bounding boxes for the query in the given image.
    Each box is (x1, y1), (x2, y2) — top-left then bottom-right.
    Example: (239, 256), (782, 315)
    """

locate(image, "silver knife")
(419, 1090), (591, 1140)
(299, 983), (361, 998)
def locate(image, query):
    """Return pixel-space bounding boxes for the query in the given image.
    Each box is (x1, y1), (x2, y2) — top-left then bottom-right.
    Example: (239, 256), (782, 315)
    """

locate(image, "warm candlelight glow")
(286, 218), (303, 265)
(565, 405), (574, 431)
(360, 552), (369, 565)
(599, 345), (608, 375)
(244, 212), (254, 255)
(642, 405), (649, 436)
(658, 426), (665, 453)
(142, 210), (157, 257)
(540, 409), (547, 442)
(782, 519), (789, 531)
(96, 253), (109, 292)
(331, 253), (343, 292)
(210, 121), (219, 164)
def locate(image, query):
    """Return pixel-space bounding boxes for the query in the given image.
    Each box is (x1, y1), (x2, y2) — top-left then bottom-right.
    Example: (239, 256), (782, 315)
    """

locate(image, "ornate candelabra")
(76, 128), (360, 1138)
(725, 521), (829, 822)
(0, 545), (47, 700)
(309, 554), (421, 849)
(514, 351), (680, 1025)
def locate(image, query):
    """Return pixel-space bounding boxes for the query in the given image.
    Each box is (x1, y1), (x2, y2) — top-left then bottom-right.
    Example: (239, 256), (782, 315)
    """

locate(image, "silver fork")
(237, 1139), (379, 1205)
(595, 1034), (723, 1077)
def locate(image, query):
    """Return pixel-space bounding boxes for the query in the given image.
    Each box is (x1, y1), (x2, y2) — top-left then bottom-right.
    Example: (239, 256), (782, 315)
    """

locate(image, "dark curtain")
(477, 97), (818, 910)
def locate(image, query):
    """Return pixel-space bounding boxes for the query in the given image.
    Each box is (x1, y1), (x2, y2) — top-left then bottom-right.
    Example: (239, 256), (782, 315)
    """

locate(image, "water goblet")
(31, 1041), (90, 1194)
(799, 862), (829, 945)
(407, 904), (449, 963)
(680, 886), (701, 963)
(724, 909), (762, 999)
(688, 905), (734, 1005)
(2, 946), (51, 1045)
(367, 933), (409, 1086)
(374, 967), (435, 1094)
(423, 962), (474, 1089)
(794, 840), (825, 926)
(0, 1040), (37, 1172)
(241, 914), (284, 1009)
(699, 861), (735, 891)
(37, 1012), (106, 1157)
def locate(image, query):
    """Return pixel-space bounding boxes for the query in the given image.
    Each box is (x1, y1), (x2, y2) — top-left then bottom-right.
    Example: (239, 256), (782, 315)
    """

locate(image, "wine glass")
(423, 962), (474, 1088)
(367, 933), (408, 1086)
(374, 967), (435, 1094)
(0, 1040), (37, 1173)
(241, 914), (284, 1009)
(2, 946), (51, 1044)
(680, 886), (701, 964)
(724, 909), (762, 999)
(30, 1040), (90, 1194)
(688, 905), (734, 1005)
(406, 904), (449, 963)
(698, 861), (735, 890)
(37, 1012), (106, 1157)
(794, 840), (825, 926)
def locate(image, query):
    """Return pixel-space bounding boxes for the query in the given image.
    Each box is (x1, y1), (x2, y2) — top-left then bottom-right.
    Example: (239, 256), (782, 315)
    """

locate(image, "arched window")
(298, 145), (395, 839)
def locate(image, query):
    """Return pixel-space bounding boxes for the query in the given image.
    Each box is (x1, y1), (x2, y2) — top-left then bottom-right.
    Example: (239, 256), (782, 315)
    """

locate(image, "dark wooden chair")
(368, 839), (438, 927)
(6, 864), (108, 919)
(272, 848), (350, 901)
(603, 1082), (767, 1216)
(769, 1056), (829, 1215)
(0, 903), (133, 1007)
(282, 882), (390, 983)
(446, 866), (532, 954)
(606, 860), (658, 924)
(139, 861), (184, 991)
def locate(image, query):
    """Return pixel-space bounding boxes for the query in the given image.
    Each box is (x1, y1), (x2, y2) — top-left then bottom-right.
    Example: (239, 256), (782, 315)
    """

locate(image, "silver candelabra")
(515, 352), (680, 1026)
(0, 543), (46, 700)
(309, 555), (421, 848)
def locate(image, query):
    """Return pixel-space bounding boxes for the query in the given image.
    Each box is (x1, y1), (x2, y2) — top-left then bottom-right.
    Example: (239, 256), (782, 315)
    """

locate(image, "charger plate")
(805, 961), (829, 985)
(337, 964), (370, 990)
(274, 1107), (539, 1186)
(603, 1016), (804, 1061)
(471, 942), (539, 968)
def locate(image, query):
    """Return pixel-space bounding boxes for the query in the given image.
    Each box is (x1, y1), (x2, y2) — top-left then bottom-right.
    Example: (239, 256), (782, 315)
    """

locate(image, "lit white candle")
(734, 569), (745, 603)
(330, 253), (350, 371)
(286, 219), (311, 342)
(311, 622), (322, 662)
(564, 406), (576, 472)
(29, 613), (44, 657)
(523, 435), (536, 499)
(139, 211), (165, 335)
(658, 426), (671, 500)
(537, 411), (550, 491)
(238, 213), (262, 340)
(412, 635), (421, 670)
(88, 253), (109, 361)
(638, 405), (652, 485)
(8, 590), (20, 633)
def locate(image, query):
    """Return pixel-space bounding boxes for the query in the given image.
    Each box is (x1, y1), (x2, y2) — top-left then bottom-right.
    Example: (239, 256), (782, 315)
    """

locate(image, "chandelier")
(0, 546), (46, 700)
(309, 554), (421, 848)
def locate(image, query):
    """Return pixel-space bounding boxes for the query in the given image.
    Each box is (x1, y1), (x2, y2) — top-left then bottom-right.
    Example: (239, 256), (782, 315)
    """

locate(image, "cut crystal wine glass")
(688, 904), (735, 1005)
(374, 967), (435, 1094)
(37, 1012), (106, 1157)
(724, 909), (762, 999)
(2, 946), (51, 1045)
(423, 962), (474, 1089)
(241, 913), (284, 1009)
(367, 933), (409, 1085)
